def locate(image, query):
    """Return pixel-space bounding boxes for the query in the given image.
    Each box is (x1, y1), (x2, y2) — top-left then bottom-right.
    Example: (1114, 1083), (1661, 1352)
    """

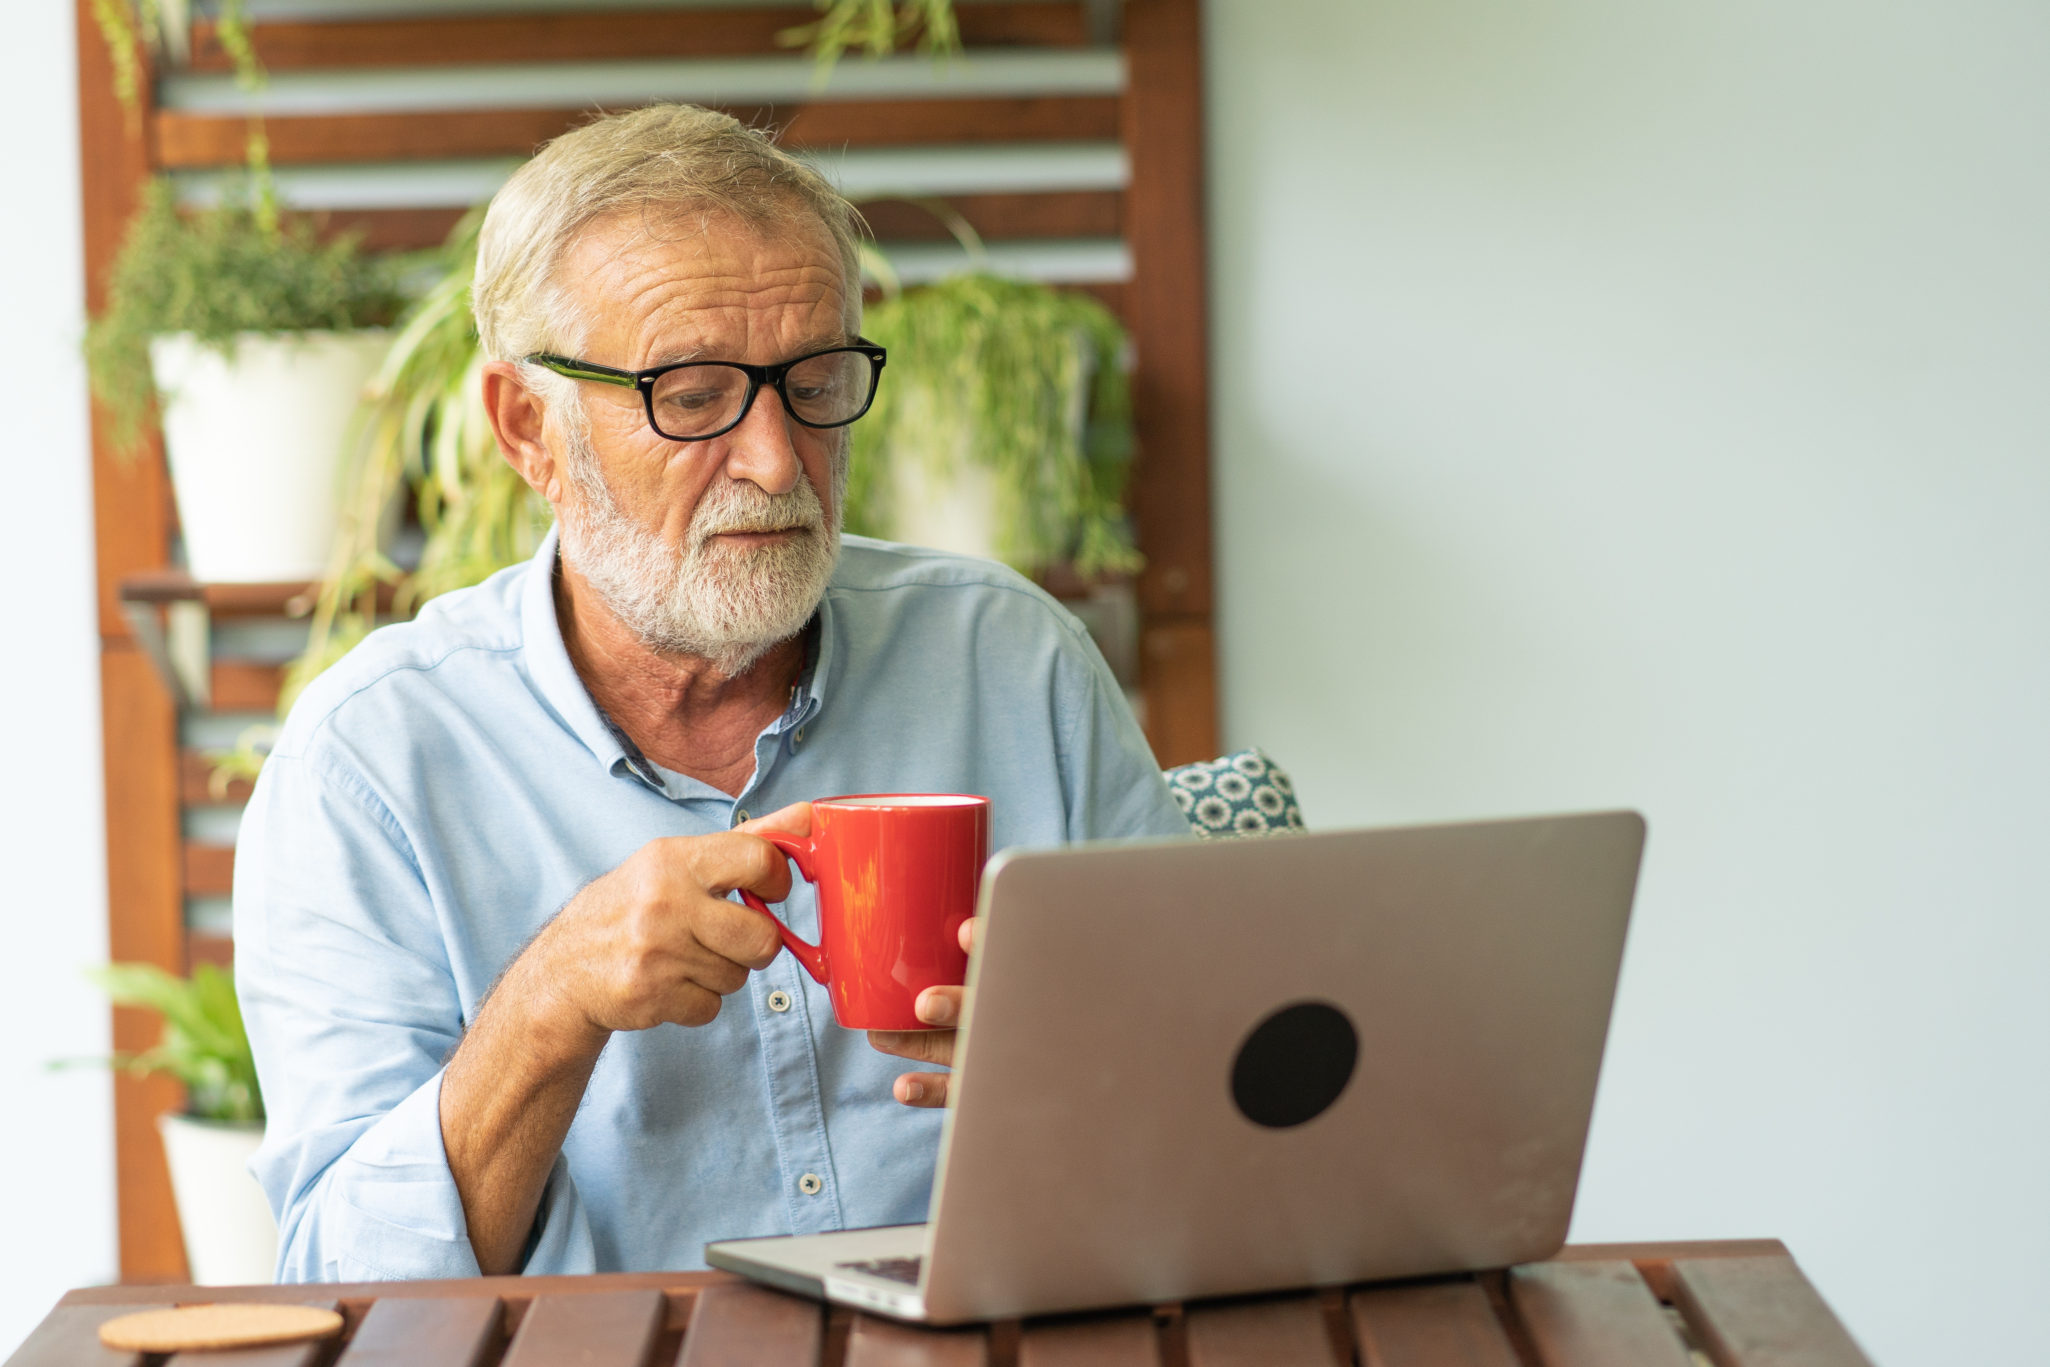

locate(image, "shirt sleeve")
(1050, 619), (1197, 844)
(233, 750), (597, 1281)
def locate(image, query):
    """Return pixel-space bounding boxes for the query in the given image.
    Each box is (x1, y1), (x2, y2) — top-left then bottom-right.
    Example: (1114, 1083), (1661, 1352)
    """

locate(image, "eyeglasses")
(523, 341), (887, 443)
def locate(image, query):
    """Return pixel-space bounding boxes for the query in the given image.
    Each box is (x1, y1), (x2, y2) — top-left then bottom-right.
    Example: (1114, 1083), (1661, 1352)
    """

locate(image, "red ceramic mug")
(739, 794), (990, 1031)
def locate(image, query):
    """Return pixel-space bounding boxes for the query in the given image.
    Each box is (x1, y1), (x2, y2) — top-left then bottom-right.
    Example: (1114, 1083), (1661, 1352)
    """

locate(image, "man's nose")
(720, 384), (802, 497)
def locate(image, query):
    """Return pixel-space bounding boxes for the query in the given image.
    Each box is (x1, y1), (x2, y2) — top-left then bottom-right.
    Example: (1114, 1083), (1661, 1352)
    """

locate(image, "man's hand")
(537, 804), (808, 1036)
(441, 801), (809, 1274)
(868, 915), (977, 1107)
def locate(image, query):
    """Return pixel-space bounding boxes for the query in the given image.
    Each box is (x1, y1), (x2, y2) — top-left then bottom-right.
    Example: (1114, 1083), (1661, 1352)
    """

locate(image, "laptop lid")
(915, 810), (1646, 1323)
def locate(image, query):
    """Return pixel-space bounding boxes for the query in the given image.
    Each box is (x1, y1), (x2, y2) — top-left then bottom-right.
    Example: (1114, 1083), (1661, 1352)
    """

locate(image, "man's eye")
(789, 382), (836, 403)
(662, 389), (726, 412)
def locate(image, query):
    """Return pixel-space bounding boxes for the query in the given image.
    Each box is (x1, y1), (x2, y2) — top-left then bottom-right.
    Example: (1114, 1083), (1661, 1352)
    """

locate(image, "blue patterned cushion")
(1164, 748), (1306, 838)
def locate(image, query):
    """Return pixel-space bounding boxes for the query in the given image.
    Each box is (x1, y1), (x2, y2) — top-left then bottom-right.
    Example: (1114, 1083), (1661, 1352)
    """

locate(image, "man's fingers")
(867, 1027), (954, 1068)
(673, 831), (795, 905)
(677, 941), (755, 997)
(665, 983), (724, 1029)
(698, 895), (785, 971)
(736, 801), (812, 838)
(958, 916), (978, 954)
(916, 985), (962, 1028)
(893, 1072), (950, 1108)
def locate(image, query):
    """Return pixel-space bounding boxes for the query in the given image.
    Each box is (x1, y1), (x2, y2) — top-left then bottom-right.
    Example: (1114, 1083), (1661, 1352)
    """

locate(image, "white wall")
(0, 3), (117, 1357)
(1207, 2), (2049, 1364)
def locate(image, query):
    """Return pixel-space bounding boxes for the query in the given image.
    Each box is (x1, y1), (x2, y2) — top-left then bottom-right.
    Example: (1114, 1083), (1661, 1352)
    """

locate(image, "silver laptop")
(707, 810), (1647, 1324)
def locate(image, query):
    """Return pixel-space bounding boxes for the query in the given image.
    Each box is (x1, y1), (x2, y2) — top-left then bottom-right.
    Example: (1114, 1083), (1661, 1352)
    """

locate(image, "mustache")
(689, 478), (826, 542)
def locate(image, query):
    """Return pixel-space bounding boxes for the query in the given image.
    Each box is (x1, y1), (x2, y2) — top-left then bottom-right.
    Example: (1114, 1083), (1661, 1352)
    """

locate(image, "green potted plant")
(847, 271), (1141, 576)
(75, 962), (275, 1284)
(86, 180), (406, 582)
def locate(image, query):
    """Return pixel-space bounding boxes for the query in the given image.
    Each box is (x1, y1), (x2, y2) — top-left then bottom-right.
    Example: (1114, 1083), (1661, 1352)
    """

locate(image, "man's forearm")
(439, 937), (609, 1276)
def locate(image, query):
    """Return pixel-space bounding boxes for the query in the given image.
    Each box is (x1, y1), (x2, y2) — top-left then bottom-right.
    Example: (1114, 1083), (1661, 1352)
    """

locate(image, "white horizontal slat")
(181, 713), (278, 749)
(173, 141), (1127, 208)
(211, 619), (319, 664)
(184, 807), (248, 844)
(877, 237), (1129, 283)
(160, 49), (1125, 115)
(176, 158), (524, 208)
(806, 142), (1128, 195)
(187, 896), (236, 935)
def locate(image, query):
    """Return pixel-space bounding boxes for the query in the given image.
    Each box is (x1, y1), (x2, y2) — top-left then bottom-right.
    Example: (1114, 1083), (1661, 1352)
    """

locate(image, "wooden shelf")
(157, 94), (1121, 170)
(182, 843), (236, 899)
(186, 3), (1095, 73)
(117, 570), (319, 619)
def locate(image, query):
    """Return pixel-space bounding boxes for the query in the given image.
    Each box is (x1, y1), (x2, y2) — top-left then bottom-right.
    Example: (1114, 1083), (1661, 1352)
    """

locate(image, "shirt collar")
(519, 524), (840, 777)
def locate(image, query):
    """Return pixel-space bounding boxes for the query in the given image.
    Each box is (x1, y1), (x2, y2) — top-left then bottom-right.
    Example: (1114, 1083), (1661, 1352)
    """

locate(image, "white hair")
(471, 102), (864, 366)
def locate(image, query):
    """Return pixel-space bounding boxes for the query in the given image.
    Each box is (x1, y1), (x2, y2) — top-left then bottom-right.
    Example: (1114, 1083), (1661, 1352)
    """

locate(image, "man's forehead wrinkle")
(560, 209), (849, 375)
(622, 278), (848, 369)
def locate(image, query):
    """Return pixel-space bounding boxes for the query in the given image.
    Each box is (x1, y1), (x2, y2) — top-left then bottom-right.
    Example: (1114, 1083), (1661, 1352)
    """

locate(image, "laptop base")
(706, 1224), (931, 1321)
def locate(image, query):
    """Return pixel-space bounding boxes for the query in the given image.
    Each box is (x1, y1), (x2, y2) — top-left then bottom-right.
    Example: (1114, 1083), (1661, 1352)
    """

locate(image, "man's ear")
(481, 361), (566, 503)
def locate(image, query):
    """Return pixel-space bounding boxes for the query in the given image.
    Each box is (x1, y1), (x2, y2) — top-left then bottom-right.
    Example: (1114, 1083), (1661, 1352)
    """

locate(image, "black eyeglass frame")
(523, 340), (888, 443)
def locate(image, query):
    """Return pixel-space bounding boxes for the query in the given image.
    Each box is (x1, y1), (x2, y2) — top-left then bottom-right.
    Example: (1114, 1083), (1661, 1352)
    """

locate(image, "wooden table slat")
(845, 1312), (991, 1367)
(499, 1289), (666, 1367)
(171, 1300), (341, 1367)
(1669, 1256), (1874, 1367)
(5, 1304), (169, 1367)
(676, 1282), (823, 1367)
(332, 1295), (504, 1367)
(1016, 1310), (1162, 1367)
(1347, 1279), (1521, 1367)
(170, 1334), (324, 1367)
(1508, 1262), (1694, 1367)
(1557, 1239), (1792, 1303)
(1183, 1294), (1340, 1367)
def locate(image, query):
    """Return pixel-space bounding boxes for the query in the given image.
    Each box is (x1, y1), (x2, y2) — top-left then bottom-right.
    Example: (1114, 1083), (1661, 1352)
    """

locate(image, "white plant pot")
(149, 330), (388, 583)
(157, 1113), (278, 1285)
(886, 449), (1004, 563)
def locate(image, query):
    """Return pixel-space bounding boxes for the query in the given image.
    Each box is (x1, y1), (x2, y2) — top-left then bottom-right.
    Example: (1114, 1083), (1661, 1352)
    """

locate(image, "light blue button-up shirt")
(233, 529), (1188, 1282)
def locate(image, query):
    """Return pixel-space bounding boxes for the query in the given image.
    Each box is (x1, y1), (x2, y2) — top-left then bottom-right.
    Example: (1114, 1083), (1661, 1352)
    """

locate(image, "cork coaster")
(98, 1304), (344, 1353)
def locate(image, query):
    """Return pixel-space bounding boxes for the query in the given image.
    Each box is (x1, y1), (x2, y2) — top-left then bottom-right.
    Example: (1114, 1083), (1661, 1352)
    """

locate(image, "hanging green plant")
(92, 0), (263, 113)
(93, 0), (273, 190)
(848, 273), (1142, 577)
(780, 0), (962, 73)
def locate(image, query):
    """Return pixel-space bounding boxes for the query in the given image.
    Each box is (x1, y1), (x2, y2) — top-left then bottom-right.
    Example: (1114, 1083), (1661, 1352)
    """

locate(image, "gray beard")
(556, 429), (845, 677)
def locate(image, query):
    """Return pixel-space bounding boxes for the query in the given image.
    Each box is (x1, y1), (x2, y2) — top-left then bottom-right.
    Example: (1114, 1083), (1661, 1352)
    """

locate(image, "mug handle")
(737, 830), (830, 985)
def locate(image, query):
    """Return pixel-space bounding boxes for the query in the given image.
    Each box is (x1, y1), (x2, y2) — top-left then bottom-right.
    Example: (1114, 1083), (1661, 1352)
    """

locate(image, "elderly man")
(234, 102), (1188, 1283)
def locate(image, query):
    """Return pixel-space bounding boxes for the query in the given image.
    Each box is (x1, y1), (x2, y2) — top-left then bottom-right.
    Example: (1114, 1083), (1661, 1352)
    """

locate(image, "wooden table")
(10, 1240), (1870, 1366)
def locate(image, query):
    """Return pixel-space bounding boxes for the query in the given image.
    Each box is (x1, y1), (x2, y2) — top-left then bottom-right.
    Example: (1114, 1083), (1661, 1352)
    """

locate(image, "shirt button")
(798, 1172), (823, 1196)
(733, 808), (750, 826)
(767, 990), (792, 1013)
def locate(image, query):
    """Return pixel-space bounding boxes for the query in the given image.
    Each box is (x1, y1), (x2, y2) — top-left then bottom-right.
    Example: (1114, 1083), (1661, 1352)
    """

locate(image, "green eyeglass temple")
(523, 340), (887, 443)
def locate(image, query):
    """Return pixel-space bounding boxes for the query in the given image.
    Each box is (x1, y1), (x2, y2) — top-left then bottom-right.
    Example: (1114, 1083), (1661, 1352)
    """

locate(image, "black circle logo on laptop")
(1230, 1000), (1359, 1128)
